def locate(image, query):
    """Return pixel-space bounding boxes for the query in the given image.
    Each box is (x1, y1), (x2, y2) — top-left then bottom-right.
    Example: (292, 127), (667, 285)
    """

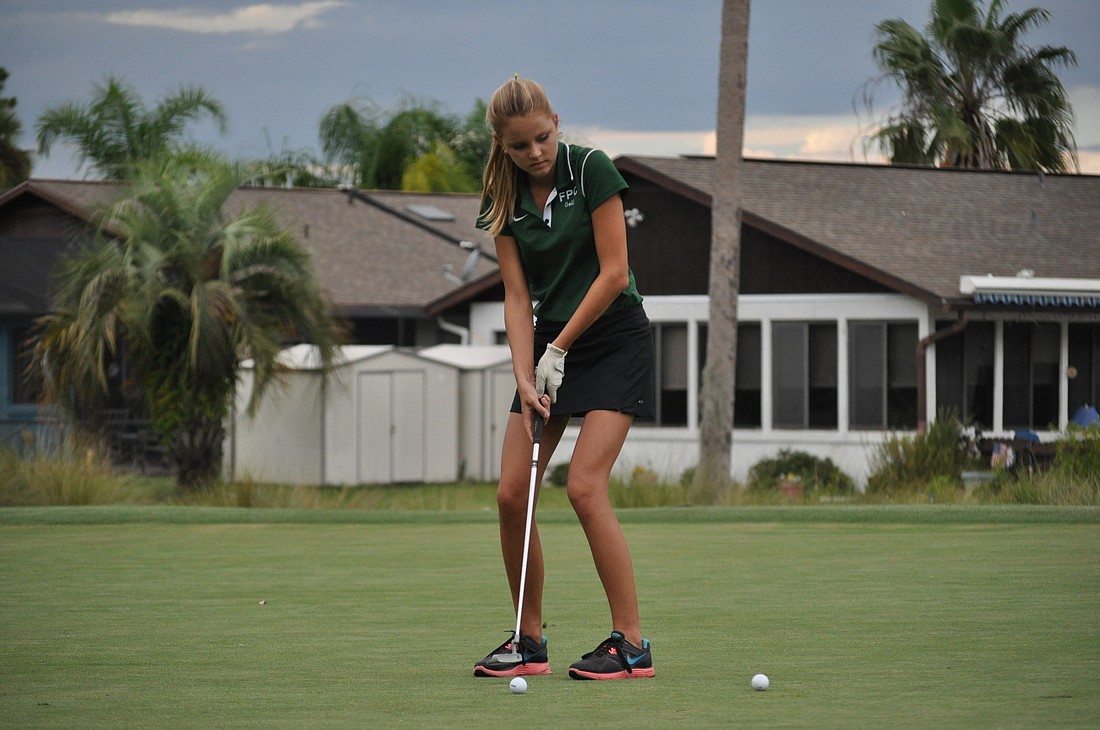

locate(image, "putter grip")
(533, 414), (543, 443)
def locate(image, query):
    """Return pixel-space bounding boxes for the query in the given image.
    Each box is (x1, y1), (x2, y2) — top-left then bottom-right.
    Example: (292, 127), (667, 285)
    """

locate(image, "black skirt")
(510, 303), (655, 420)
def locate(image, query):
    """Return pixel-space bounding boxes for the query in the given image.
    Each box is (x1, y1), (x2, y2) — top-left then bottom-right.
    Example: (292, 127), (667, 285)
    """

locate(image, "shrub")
(865, 411), (972, 495)
(547, 462), (570, 487)
(746, 449), (855, 495)
(1055, 424), (1100, 480)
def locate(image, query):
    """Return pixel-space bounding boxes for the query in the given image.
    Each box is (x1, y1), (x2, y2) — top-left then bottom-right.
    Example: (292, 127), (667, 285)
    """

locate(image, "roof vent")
(405, 204), (455, 222)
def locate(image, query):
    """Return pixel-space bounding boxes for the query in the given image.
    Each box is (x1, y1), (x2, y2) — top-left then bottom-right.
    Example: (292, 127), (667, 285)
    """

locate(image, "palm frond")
(865, 0), (1078, 172)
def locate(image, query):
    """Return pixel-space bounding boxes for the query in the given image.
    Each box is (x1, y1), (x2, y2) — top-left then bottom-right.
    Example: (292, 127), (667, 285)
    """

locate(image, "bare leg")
(566, 410), (643, 647)
(496, 411), (567, 639)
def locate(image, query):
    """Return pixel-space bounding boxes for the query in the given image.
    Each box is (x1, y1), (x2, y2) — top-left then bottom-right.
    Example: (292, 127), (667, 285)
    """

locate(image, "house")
(4, 157), (1099, 484)
(0, 179), (496, 451)
(460, 157), (1100, 483)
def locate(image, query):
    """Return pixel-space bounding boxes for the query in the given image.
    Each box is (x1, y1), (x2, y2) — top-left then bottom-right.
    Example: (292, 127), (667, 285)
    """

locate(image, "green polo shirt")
(480, 142), (642, 322)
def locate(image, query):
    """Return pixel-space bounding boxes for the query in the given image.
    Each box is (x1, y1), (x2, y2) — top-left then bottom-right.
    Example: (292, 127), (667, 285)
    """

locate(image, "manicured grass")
(2, 506), (1098, 728)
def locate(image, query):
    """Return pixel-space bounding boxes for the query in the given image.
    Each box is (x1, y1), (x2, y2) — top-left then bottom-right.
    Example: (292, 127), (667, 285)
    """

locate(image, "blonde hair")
(479, 77), (555, 237)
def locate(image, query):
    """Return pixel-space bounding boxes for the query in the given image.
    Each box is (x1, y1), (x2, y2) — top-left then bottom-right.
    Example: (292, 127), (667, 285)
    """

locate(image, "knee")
(566, 473), (605, 517)
(497, 478), (528, 517)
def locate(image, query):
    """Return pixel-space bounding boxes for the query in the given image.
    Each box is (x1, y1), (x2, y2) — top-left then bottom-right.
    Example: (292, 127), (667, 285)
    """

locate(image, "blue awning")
(972, 292), (1100, 308)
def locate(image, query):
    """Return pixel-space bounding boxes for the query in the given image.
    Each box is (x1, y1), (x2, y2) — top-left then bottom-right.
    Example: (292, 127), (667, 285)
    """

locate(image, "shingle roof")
(617, 156), (1100, 305)
(5, 180), (495, 314)
(13, 159), (1099, 313)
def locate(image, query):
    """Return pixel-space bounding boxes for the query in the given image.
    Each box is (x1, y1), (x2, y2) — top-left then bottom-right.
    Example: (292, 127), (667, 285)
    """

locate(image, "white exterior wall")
(229, 347), (461, 486)
(418, 345), (515, 481)
(228, 294), (1094, 488)
(228, 368), (324, 484)
(470, 293), (929, 485)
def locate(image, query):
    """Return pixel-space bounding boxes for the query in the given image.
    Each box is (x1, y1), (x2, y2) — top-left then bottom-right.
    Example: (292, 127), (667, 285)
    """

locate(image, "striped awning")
(972, 292), (1100, 308)
(961, 275), (1100, 309)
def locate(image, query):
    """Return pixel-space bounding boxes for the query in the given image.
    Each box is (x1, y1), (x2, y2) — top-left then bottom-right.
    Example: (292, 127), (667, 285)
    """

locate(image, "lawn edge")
(1, 504), (1097, 526)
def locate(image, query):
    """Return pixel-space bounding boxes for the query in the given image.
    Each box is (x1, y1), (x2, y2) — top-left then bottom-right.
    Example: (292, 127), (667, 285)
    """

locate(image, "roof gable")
(0, 180), (496, 315)
(617, 156), (1100, 305)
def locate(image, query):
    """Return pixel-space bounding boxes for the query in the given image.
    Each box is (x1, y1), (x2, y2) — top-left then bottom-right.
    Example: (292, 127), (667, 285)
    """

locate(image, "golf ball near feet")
(509, 677), (528, 694)
(751, 673), (770, 691)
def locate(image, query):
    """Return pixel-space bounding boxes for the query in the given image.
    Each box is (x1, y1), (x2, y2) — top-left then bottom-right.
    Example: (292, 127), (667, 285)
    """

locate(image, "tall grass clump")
(1054, 424), (1100, 483)
(978, 424), (1100, 505)
(865, 411), (972, 497)
(609, 466), (690, 508)
(0, 446), (136, 506)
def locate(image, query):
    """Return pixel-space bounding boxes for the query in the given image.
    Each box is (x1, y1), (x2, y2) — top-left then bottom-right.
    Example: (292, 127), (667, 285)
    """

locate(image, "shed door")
(358, 373), (390, 484)
(392, 371), (425, 482)
(357, 371), (426, 483)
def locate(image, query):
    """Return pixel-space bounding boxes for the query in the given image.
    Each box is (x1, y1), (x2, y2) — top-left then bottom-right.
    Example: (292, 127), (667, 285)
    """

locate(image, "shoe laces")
(583, 634), (632, 673)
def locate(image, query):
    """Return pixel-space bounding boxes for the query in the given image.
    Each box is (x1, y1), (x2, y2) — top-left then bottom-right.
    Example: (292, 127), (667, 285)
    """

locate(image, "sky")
(3, 0), (1098, 179)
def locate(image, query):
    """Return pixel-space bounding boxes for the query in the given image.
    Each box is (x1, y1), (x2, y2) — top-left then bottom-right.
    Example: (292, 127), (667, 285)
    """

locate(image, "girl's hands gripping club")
(535, 344), (566, 403)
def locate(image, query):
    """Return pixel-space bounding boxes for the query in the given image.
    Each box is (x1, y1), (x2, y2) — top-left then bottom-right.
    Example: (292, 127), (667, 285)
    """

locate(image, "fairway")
(2, 506), (1098, 728)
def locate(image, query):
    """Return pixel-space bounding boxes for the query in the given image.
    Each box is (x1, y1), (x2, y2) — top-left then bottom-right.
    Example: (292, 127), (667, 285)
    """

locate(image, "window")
(735, 323), (761, 428)
(651, 322), (688, 426)
(694, 321), (761, 429)
(935, 322), (994, 429)
(1004, 322), (1060, 430)
(1068, 323), (1100, 415)
(848, 322), (918, 429)
(772, 322), (837, 429)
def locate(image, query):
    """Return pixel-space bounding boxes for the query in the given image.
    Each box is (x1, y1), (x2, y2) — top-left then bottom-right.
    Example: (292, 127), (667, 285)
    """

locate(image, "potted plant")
(779, 473), (803, 500)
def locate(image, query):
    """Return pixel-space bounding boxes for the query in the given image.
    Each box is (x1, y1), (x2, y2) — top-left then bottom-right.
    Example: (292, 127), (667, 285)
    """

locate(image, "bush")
(0, 446), (134, 506)
(865, 411), (972, 495)
(547, 462), (570, 487)
(746, 449), (855, 495)
(1055, 424), (1100, 480)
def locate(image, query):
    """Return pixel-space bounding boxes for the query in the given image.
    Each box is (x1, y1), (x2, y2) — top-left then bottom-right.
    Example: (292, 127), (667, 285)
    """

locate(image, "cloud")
(1068, 85), (1100, 147)
(581, 104), (1100, 174)
(1077, 150), (1100, 174)
(101, 1), (348, 35)
(566, 127), (716, 159)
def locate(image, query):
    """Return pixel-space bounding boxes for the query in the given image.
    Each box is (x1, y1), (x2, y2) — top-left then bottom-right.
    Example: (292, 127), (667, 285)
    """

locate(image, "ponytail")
(479, 76), (555, 237)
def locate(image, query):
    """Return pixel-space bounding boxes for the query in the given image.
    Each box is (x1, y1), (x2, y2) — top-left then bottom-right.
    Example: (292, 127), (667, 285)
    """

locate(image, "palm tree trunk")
(693, 0), (750, 502)
(170, 415), (225, 490)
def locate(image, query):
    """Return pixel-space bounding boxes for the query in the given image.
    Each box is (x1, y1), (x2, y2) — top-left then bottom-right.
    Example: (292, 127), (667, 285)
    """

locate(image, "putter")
(492, 413), (544, 664)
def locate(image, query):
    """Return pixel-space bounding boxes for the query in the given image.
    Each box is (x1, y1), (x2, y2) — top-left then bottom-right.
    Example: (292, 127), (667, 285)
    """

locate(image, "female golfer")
(472, 76), (655, 681)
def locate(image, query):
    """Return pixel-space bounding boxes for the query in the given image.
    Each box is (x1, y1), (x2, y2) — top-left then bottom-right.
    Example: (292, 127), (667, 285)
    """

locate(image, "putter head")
(490, 631), (523, 663)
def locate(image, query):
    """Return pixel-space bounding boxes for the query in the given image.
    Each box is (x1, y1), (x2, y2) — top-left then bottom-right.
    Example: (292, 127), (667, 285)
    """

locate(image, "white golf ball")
(509, 677), (528, 694)
(751, 673), (770, 691)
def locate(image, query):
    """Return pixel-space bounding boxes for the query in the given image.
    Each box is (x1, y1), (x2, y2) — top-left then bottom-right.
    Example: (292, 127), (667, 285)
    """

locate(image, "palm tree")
(35, 75), (227, 179)
(34, 153), (340, 488)
(865, 0), (1078, 172)
(694, 0), (750, 502)
(0, 68), (31, 189)
(319, 96), (483, 191)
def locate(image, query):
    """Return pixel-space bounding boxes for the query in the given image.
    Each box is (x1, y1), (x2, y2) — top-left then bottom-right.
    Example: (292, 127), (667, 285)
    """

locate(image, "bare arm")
(550, 193), (630, 351)
(495, 234), (551, 426)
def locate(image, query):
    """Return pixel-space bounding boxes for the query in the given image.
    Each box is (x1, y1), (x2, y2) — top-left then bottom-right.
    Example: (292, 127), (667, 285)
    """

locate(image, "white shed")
(419, 344), (515, 481)
(228, 344), (461, 485)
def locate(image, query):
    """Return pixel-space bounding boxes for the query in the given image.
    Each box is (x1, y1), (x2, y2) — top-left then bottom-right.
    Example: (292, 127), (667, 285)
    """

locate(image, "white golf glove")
(535, 344), (567, 404)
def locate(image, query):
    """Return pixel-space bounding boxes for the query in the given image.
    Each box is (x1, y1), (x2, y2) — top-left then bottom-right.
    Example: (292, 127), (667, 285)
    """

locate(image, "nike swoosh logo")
(626, 653), (647, 666)
(513, 214), (529, 222)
